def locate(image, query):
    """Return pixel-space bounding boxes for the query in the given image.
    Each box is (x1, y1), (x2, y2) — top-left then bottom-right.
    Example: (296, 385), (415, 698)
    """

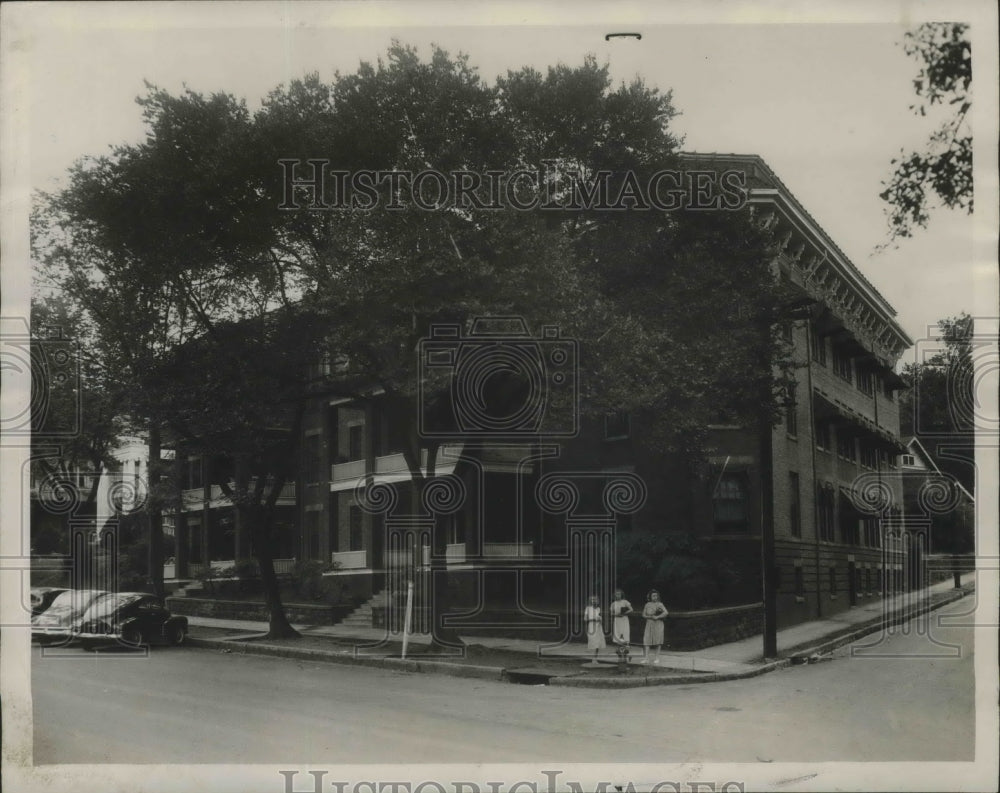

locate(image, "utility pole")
(759, 377), (778, 659)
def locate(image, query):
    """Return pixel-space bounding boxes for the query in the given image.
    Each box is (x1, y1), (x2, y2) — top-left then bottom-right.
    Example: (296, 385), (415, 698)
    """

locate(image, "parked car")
(30, 587), (69, 616)
(32, 589), (108, 643)
(75, 592), (188, 650)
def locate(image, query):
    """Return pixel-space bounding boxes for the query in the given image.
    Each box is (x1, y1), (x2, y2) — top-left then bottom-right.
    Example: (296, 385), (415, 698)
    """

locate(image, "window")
(828, 566), (837, 595)
(832, 345), (853, 382)
(782, 322), (794, 343)
(349, 505), (364, 551)
(336, 406), (366, 462)
(883, 377), (894, 399)
(857, 366), (875, 396)
(306, 511), (321, 558)
(810, 327), (827, 365)
(837, 432), (856, 462)
(785, 383), (798, 437)
(789, 472), (801, 537)
(865, 567), (872, 593)
(901, 454), (915, 467)
(185, 457), (203, 490)
(863, 517), (881, 548)
(305, 434), (322, 484)
(604, 411), (630, 440)
(348, 424), (365, 461)
(814, 418), (831, 451)
(838, 490), (860, 545)
(794, 566), (805, 597)
(817, 484), (835, 541)
(713, 473), (750, 533)
(859, 443), (878, 470)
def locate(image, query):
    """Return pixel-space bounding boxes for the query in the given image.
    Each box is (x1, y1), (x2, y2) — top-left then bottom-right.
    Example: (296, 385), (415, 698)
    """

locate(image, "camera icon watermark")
(418, 316), (578, 439)
(1, 316), (81, 439)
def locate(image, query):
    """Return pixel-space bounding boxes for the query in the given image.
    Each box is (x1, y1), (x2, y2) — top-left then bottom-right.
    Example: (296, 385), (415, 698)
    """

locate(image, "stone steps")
(336, 590), (389, 627)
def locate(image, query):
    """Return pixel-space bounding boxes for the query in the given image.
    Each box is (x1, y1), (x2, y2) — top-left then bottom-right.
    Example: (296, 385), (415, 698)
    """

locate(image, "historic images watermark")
(278, 160), (749, 212)
(279, 770), (746, 793)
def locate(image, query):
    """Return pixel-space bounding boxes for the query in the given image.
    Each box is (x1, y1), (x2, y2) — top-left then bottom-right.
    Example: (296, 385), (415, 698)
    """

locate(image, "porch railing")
(482, 542), (534, 558)
(331, 549), (368, 570)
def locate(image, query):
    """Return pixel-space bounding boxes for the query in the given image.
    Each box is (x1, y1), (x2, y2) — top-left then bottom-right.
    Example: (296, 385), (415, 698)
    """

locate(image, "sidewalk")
(184, 576), (975, 688)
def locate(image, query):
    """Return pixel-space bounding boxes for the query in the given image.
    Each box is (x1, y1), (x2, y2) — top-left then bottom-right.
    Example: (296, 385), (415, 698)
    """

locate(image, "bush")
(291, 559), (338, 601)
(616, 529), (741, 610)
(232, 559), (262, 594)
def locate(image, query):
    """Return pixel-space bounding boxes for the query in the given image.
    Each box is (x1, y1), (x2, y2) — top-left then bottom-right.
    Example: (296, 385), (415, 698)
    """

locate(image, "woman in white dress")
(584, 595), (606, 660)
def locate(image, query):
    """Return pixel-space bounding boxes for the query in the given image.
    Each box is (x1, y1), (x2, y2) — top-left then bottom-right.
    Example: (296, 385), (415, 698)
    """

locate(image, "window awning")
(812, 390), (907, 453)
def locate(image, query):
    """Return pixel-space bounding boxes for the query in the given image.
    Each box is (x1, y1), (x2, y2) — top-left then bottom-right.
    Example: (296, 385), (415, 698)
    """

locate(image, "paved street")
(32, 598), (975, 764)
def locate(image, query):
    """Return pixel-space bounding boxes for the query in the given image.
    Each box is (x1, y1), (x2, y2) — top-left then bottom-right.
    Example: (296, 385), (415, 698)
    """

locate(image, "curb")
(185, 636), (507, 682)
(548, 658), (790, 688)
(785, 585), (972, 664)
(185, 585), (972, 688)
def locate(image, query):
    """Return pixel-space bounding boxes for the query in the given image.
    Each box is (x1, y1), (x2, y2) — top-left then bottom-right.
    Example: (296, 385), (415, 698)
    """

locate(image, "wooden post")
(402, 579), (414, 659)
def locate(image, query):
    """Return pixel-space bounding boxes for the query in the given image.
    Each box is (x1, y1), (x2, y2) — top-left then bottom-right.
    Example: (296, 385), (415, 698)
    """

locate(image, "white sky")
(3, 1), (998, 358)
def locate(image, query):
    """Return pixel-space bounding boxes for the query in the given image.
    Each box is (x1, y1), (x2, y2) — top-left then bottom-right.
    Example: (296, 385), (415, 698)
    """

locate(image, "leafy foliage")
(616, 529), (742, 610)
(880, 23), (971, 241)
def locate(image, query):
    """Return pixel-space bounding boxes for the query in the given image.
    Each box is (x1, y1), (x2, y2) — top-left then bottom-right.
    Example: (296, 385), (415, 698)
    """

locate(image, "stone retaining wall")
(166, 596), (352, 625)
(660, 602), (763, 650)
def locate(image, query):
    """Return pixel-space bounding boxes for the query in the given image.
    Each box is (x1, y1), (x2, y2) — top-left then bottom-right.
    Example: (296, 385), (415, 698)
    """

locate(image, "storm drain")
(505, 667), (556, 685)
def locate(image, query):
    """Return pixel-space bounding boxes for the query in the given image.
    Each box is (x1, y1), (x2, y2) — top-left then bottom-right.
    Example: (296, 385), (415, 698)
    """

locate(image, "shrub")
(231, 559), (262, 594)
(291, 559), (338, 601)
(616, 529), (742, 610)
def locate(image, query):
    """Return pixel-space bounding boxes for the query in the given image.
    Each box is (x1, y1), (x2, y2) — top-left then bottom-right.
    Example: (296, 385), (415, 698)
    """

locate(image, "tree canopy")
(880, 23), (972, 241)
(32, 42), (794, 638)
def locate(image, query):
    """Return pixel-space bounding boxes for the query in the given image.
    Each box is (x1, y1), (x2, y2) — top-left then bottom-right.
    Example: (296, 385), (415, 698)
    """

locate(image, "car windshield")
(42, 590), (104, 619)
(80, 592), (146, 620)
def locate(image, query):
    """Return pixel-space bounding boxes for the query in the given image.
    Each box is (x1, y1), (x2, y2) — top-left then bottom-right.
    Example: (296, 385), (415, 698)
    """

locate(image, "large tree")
(34, 43), (791, 644)
(29, 292), (125, 554)
(899, 312), (975, 495)
(880, 22), (972, 242)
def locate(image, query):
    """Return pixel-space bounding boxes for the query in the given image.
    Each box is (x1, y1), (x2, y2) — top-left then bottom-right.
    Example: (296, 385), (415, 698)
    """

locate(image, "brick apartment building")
(163, 153), (920, 644)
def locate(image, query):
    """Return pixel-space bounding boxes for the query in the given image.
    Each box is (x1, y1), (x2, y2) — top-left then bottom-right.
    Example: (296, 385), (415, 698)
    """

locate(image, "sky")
(3, 1), (997, 359)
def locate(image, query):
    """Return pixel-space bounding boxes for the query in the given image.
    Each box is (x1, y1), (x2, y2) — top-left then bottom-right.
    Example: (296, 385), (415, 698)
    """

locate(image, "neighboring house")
(95, 434), (153, 529)
(900, 436), (975, 563)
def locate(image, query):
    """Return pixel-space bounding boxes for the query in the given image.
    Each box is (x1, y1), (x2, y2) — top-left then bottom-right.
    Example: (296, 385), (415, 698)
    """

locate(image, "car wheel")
(166, 624), (186, 646)
(121, 625), (143, 648)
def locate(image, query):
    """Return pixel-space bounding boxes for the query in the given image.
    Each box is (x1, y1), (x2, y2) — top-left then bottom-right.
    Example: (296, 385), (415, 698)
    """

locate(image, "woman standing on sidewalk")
(609, 589), (633, 646)
(584, 595), (606, 660)
(641, 589), (668, 664)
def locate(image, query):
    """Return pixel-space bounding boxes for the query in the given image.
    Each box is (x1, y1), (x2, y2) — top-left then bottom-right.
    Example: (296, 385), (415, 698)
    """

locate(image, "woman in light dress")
(584, 594), (606, 660)
(609, 588), (634, 648)
(641, 589), (668, 664)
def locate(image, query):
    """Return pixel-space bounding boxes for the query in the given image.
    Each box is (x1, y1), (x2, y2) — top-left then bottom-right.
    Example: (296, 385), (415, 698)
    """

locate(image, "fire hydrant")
(615, 641), (631, 671)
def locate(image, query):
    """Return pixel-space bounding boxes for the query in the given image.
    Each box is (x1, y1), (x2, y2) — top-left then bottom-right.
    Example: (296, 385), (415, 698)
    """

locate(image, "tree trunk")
(417, 451), (463, 653)
(249, 506), (300, 639)
(147, 422), (166, 600)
